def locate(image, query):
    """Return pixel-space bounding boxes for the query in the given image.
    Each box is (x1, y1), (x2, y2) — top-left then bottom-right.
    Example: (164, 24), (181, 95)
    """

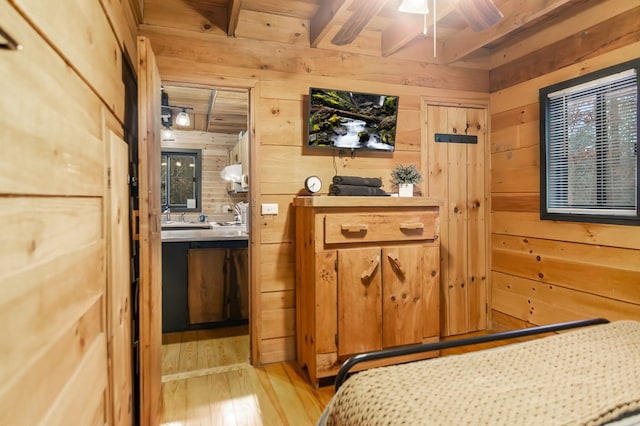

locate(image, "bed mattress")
(321, 320), (640, 425)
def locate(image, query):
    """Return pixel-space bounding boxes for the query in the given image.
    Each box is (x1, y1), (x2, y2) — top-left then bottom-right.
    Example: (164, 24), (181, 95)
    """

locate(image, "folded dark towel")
(329, 184), (389, 196)
(332, 175), (383, 188)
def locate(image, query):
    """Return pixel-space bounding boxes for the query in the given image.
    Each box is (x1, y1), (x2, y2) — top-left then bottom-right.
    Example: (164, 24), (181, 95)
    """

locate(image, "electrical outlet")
(261, 203), (278, 215)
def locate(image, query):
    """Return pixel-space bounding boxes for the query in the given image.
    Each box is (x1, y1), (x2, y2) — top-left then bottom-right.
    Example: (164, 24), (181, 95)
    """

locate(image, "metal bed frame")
(334, 317), (610, 391)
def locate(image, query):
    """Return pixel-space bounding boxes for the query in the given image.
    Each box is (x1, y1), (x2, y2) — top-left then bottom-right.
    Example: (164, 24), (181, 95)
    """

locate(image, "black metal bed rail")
(334, 317), (610, 391)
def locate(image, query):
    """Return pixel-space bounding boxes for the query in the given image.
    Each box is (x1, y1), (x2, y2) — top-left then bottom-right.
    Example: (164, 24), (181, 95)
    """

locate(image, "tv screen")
(307, 87), (398, 152)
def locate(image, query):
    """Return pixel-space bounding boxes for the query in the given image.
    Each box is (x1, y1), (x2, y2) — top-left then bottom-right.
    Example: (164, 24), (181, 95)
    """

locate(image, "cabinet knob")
(387, 254), (406, 277)
(360, 255), (380, 281)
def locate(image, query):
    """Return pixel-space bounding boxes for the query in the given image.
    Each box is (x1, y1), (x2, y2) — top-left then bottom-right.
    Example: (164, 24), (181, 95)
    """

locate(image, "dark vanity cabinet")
(161, 240), (248, 333)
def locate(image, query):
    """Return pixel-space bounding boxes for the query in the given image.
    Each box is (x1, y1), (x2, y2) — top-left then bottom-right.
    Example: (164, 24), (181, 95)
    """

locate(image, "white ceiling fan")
(330, 0), (504, 52)
(399, 0), (503, 32)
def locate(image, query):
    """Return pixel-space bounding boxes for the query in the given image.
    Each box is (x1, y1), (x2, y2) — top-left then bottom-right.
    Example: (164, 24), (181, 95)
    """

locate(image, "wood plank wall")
(140, 0), (490, 365)
(488, 5), (640, 330)
(0, 0), (139, 424)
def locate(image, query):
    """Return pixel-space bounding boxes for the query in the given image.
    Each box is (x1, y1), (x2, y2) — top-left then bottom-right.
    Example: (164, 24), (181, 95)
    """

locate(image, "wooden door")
(337, 248), (382, 356)
(0, 3), (109, 423)
(187, 248), (226, 323)
(107, 131), (133, 425)
(426, 104), (488, 336)
(137, 36), (162, 426)
(382, 246), (424, 348)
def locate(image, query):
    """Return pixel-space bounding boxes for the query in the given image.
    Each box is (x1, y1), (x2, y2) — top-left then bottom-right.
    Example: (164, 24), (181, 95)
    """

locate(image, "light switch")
(261, 203), (278, 215)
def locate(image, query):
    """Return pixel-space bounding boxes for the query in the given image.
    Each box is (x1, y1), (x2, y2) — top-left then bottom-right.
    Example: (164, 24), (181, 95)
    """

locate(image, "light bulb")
(398, 0), (428, 14)
(176, 109), (190, 127)
(162, 128), (174, 139)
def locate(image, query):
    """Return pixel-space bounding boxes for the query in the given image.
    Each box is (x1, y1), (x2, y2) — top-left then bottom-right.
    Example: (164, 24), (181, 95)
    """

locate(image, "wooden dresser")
(294, 196), (441, 386)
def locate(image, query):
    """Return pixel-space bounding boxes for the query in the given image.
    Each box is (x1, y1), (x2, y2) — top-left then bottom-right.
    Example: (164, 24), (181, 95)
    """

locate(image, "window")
(161, 149), (202, 212)
(540, 59), (639, 226)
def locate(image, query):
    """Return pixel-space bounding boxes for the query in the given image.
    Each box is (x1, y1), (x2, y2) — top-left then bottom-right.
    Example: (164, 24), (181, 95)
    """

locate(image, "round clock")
(304, 175), (322, 194)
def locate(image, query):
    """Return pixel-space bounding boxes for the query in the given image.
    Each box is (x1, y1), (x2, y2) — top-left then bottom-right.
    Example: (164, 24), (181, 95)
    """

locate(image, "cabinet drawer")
(324, 211), (437, 244)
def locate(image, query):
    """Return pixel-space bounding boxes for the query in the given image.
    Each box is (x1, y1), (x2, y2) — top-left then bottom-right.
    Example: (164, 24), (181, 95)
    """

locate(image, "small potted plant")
(391, 164), (423, 197)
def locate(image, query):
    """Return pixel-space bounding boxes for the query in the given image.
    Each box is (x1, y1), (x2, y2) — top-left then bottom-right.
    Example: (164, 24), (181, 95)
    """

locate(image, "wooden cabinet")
(187, 247), (249, 324)
(294, 196), (440, 385)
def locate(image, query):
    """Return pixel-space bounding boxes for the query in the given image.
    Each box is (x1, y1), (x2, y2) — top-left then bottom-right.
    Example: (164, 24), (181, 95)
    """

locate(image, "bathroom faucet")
(162, 206), (171, 221)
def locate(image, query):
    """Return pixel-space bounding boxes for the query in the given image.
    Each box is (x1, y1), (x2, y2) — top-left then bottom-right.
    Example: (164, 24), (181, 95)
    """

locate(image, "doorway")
(158, 84), (252, 381)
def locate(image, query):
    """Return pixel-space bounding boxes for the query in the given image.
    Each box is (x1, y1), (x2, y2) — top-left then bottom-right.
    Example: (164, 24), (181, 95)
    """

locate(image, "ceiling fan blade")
(458, 0), (504, 32)
(331, 0), (388, 46)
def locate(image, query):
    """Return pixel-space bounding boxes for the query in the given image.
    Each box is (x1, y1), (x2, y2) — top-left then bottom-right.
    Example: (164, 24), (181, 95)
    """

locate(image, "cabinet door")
(337, 248), (382, 356)
(187, 248), (226, 323)
(382, 246), (424, 347)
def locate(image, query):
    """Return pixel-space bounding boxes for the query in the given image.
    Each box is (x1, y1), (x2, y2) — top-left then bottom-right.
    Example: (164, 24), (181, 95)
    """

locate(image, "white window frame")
(539, 59), (639, 226)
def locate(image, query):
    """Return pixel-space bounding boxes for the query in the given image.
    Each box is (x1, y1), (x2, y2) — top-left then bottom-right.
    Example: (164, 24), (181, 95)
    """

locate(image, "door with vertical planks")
(107, 131), (133, 425)
(426, 104), (488, 336)
(337, 248), (383, 356)
(382, 246), (425, 348)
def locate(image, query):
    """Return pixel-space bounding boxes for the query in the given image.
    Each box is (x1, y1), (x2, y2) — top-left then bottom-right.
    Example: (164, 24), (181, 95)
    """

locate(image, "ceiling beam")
(382, 0), (458, 57)
(310, 0), (353, 48)
(442, 0), (577, 64)
(331, 0), (389, 46)
(227, 0), (243, 36)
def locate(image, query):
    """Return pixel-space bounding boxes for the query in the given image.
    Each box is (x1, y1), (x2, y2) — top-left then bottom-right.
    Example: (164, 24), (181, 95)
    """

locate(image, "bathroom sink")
(161, 221), (212, 230)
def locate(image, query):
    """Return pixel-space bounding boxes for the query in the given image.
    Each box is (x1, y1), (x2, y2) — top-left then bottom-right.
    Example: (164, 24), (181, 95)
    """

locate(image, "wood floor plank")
(226, 368), (264, 426)
(261, 363), (316, 425)
(160, 380), (186, 424)
(179, 335), (199, 373)
(239, 368), (283, 426)
(185, 376), (212, 425)
(282, 362), (326, 422)
(161, 333), (183, 376)
(207, 372), (238, 426)
(253, 367), (292, 425)
(197, 330), (224, 369)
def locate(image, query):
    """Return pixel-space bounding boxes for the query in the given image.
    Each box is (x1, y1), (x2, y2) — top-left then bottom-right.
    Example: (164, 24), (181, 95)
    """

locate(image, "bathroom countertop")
(161, 225), (248, 243)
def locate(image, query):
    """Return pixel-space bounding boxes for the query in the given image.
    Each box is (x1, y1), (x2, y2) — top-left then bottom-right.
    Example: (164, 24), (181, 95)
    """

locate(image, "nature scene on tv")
(308, 88), (398, 151)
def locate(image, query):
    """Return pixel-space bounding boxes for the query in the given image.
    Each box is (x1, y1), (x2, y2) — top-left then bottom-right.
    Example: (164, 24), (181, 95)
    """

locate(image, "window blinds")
(546, 68), (638, 216)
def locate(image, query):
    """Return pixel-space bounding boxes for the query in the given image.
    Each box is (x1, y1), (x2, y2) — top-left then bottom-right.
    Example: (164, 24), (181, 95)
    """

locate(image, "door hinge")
(335, 334), (339, 348)
(334, 257), (338, 271)
(107, 167), (112, 189)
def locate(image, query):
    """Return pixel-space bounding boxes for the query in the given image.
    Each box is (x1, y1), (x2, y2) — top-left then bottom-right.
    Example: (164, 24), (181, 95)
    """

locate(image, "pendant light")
(175, 108), (190, 127)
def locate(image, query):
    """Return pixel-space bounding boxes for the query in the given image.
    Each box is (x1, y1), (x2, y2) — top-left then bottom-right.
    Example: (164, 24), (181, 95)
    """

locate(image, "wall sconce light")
(161, 126), (174, 140)
(175, 108), (190, 127)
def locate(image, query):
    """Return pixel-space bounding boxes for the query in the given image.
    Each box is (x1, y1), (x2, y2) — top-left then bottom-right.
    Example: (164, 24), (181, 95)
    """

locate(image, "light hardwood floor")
(159, 325), (531, 425)
(160, 326), (334, 425)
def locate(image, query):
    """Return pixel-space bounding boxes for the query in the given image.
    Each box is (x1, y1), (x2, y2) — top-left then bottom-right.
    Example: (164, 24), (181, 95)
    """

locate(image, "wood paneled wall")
(140, 0), (489, 365)
(489, 5), (640, 329)
(160, 130), (247, 216)
(0, 0), (139, 424)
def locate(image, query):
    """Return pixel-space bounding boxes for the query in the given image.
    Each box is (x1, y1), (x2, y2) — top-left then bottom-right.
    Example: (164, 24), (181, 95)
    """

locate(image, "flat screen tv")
(307, 87), (398, 152)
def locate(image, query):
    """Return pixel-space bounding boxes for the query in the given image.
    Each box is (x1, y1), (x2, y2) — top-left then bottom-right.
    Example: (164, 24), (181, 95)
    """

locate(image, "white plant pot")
(398, 183), (413, 197)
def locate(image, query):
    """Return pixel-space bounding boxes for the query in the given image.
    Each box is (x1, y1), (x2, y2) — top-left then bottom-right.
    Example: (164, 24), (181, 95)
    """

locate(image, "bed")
(318, 318), (640, 425)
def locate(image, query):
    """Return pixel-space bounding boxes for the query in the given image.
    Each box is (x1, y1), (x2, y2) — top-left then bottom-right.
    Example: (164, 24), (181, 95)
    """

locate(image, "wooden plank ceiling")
(154, 0), (596, 134)
(162, 85), (248, 135)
